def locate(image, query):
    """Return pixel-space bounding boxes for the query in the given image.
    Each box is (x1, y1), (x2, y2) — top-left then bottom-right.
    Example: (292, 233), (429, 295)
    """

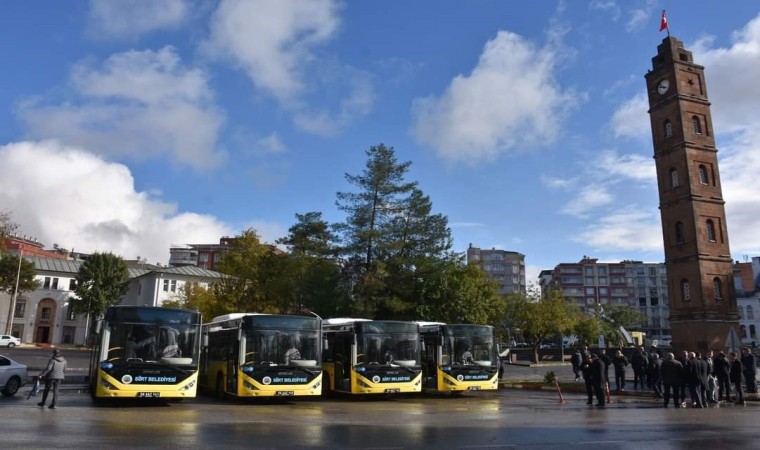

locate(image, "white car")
(0, 355), (28, 396)
(0, 335), (21, 348)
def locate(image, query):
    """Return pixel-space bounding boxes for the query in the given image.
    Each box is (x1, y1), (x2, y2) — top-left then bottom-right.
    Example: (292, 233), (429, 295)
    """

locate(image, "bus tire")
(216, 374), (226, 400)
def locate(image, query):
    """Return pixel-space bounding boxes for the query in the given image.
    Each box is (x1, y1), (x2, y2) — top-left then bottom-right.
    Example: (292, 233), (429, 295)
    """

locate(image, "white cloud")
(203, 0), (371, 134)
(573, 209), (663, 252)
(17, 47), (226, 170)
(0, 141), (233, 265)
(87, 0), (190, 39)
(610, 92), (649, 139)
(411, 30), (580, 164)
(595, 151), (654, 181)
(625, 0), (656, 32)
(560, 185), (614, 217)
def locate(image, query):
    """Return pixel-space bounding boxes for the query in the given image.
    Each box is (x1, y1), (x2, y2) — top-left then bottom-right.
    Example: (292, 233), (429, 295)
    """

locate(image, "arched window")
(706, 219), (716, 242)
(692, 116), (702, 135)
(670, 168), (679, 188)
(748, 306), (755, 320)
(739, 306), (745, 319)
(676, 221), (685, 244)
(740, 325), (747, 338)
(698, 165), (709, 185)
(713, 277), (722, 300)
(751, 324), (757, 339)
(681, 279), (691, 301)
(664, 120), (673, 138)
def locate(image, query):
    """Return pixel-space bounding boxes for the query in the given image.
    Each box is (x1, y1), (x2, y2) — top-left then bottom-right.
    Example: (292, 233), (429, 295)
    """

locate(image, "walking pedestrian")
(571, 348), (583, 381)
(660, 352), (683, 408)
(647, 353), (663, 398)
(729, 351), (746, 405)
(38, 349), (67, 409)
(740, 347), (757, 394)
(611, 349), (628, 391)
(590, 354), (606, 407)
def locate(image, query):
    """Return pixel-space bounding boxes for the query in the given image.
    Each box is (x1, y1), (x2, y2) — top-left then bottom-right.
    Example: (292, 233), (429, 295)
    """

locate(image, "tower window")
(670, 168), (679, 188)
(713, 277), (722, 300)
(664, 120), (673, 139)
(692, 116), (702, 135)
(751, 324), (757, 339)
(675, 221), (684, 244)
(748, 306), (755, 320)
(698, 165), (709, 185)
(681, 279), (690, 301)
(706, 219), (716, 242)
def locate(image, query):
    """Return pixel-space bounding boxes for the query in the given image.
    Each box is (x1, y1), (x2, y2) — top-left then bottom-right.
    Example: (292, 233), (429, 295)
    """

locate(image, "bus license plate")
(468, 386), (481, 391)
(384, 389), (400, 394)
(137, 392), (161, 398)
(275, 391), (295, 396)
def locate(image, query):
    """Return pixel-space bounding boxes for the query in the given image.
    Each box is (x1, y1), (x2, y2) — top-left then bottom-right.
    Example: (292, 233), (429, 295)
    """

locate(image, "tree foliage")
(596, 304), (646, 348)
(214, 229), (275, 313)
(71, 252), (130, 317)
(504, 288), (582, 362)
(0, 254), (40, 296)
(0, 211), (19, 255)
(163, 283), (222, 322)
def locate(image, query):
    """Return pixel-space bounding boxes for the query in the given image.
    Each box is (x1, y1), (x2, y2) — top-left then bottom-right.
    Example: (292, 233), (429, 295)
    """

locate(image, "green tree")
(215, 228), (277, 313)
(573, 315), (601, 347)
(504, 289), (581, 363)
(596, 304), (646, 348)
(417, 261), (504, 325)
(163, 283), (221, 321)
(334, 144), (455, 318)
(71, 252), (130, 318)
(0, 211), (19, 254)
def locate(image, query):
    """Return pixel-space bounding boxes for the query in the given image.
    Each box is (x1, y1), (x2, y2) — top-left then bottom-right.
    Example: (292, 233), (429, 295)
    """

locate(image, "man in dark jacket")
(729, 351), (745, 405)
(660, 352), (683, 408)
(38, 349), (67, 409)
(580, 354), (594, 404)
(687, 352), (708, 408)
(631, 347), (649, 391)
(740, 347), (757, 393)
(714, 351), (732, 402)
(590, 354), (606, 407)
(647, 353), (663, 398)
(611, 349), (629, 391)
(571, 349), (583, 381)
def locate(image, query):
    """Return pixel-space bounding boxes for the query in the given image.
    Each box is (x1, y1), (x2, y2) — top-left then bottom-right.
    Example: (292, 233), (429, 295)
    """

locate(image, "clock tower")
(645, 36), (739, 352)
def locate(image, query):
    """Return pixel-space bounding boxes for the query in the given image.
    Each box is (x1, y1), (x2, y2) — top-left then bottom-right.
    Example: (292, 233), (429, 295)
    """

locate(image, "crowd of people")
(570, 345), (757, 408)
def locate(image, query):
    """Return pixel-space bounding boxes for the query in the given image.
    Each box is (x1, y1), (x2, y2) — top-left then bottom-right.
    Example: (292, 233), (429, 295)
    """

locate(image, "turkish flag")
(659, 10), (668, 32)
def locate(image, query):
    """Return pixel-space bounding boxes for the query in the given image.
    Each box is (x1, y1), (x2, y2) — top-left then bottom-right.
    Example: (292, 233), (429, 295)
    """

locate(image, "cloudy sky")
(2, 1), (759, 283)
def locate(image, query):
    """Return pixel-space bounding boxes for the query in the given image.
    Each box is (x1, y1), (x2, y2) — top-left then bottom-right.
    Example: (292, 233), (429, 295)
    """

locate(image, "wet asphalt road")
(2, 388), (758, 449)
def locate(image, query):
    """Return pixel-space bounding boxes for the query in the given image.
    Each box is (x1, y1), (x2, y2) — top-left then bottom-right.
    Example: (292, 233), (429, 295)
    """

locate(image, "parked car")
(0, 355), (28, 396)
(0, 335), (21, 348)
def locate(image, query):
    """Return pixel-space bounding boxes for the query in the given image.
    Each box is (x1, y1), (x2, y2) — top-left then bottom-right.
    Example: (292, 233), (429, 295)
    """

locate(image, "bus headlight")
(101, 379), (118, 390)
(100, 362), (113, 370)
(355, 366), (366, 373)
(442, 366), (452, 372)
(242, 366), (254, 374)
(179, 380), (195, 391)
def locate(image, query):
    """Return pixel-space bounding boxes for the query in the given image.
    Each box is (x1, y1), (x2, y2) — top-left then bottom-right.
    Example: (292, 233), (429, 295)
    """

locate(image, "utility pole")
(5, 248), (23, 335)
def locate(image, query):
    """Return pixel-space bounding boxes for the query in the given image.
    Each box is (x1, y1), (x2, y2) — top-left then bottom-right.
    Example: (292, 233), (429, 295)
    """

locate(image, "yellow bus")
(321, 318), (422, 395)
(417, 322), (499, 393)
(200, 313), (323, 398)
(89, 306), (202, 400)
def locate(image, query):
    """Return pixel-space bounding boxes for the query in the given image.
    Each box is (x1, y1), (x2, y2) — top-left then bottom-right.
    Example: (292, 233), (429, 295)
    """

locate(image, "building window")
(41, 307), (51, 320)
(681, 280), (691, 301)
(748, 305), (755, 320)
(14, 299), (26, 318)
(664, 120), (673, 138)
(66, 306), (76, 321)
(698, 165), (709, 185)
(162, 279), (169, 292)
(170, 280), (177, 292)
(706, 219), (716, 242)
(739, 306), (744, 319)
(670, 168), (679, 188)
(692, 116), (702, 135)
(43, 277), (51, 289)
(713, 277), (722, 300)
(69, 279), (76, 290)
(675, 221), (684, 244)
(51, 278), (59, 290)
(751, 325), (757, 339)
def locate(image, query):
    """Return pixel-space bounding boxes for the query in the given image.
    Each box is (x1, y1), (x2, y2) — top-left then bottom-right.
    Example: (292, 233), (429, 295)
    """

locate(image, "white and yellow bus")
(89, 306), (202, 401)
(418, 322), (498, 393)
(321, 318), (422, 395)
(200, 313), (323, 398)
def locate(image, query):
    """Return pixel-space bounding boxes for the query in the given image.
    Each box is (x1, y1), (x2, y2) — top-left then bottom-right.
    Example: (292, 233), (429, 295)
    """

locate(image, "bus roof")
(322, 318), (372, 326)
(210, 312), (268, 323)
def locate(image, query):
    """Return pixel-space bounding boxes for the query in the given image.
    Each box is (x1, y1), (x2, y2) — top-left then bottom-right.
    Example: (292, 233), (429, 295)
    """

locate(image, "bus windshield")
(442, 325), (494, 366)
(107, 322), (200, 365)
(353, 321), (420, 366)
(242, 315), (321, 367)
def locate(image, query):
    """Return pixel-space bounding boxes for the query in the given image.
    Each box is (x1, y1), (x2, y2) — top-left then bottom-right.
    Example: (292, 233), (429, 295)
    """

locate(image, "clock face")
(657, 79), (670, 95)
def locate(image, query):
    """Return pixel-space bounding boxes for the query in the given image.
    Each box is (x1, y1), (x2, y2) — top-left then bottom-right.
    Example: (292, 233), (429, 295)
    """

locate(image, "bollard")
(604, 381), (613, 404)
(555, 380), (565, 403)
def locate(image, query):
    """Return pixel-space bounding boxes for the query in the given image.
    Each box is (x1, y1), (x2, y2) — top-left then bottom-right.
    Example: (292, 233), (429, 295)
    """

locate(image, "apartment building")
(466, 244), (526, 295)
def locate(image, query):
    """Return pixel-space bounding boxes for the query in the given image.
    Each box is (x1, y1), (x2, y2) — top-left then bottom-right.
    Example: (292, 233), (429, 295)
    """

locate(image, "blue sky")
(2, 1), (760, 284)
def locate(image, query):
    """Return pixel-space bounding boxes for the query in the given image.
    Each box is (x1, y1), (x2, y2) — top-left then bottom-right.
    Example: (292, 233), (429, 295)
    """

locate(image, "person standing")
(729, 351), (745, 405)
(704, 350), (718, 404)
(611, 349), (629, 391)
(590, 354), (606, 407)
(580, 354), (594, 405)
(660, 352), (683, 408)
(631, 347), (648, 391)
(571, 348), (583, 381)
(38, 349), (67, 409)
(740, 347), (757, 394)
(647, 353), (663, 398)
(714, 351), (732, 402)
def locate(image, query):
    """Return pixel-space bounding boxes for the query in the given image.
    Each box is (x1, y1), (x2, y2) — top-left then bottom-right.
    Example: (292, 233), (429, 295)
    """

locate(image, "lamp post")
(5, 248), (23, 336)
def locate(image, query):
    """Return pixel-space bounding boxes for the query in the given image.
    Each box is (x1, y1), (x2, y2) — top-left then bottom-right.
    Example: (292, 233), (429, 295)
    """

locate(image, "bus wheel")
(216, 374), (226, 400)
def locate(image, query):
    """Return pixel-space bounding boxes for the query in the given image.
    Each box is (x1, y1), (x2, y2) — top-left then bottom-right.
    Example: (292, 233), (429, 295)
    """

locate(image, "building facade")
(645, 36), (739, 352)
(168, 237), (238, 270)
(466, 244), (526, 295)
(734, 259), (760, 346)
(545, 257), (671, 345)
